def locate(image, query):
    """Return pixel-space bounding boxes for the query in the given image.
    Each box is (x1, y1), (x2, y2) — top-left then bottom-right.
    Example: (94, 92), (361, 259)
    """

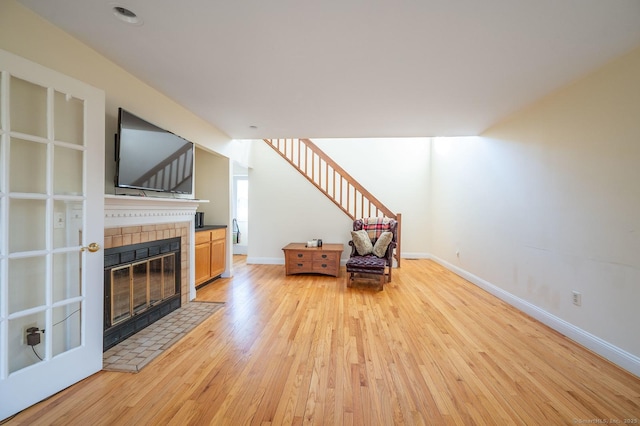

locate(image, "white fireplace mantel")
(104, 194), (207, 228)
(104, 194), (209, 301)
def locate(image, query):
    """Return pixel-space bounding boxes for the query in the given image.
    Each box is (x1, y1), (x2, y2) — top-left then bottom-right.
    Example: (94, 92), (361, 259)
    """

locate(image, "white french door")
(0, 50), (105, 420)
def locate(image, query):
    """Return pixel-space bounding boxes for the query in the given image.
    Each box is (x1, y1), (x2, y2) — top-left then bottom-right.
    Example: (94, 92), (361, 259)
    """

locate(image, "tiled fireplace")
(103, 195), (200, 349)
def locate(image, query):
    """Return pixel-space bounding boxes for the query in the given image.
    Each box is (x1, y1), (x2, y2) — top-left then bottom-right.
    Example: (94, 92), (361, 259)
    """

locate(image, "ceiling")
(18, 0), (640, 140)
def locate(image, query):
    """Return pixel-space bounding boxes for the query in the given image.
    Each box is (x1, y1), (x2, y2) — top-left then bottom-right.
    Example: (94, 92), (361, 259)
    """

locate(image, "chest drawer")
(312, 251), (339, 263)
(287, 251), (312, 261)
(288, 259), (312, 273)
(312, 255), (339, 273)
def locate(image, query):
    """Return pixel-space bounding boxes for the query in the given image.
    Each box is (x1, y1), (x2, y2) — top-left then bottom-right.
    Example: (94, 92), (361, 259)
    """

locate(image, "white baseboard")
(246, 257), (284, 265)
(247, 252), (429, 266)
(247, 257), (354, 266)
(399, 252), (431, 259)
(429, 254), (640, 378)
(232, 245), (248, 255)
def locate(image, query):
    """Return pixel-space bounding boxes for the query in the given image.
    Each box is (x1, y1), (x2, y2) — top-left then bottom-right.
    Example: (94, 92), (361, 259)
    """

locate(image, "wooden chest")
(282, 243), (344, 277)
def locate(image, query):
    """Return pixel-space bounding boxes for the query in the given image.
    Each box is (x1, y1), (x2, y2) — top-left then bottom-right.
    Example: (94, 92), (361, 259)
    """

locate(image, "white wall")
(248, 141), (353, 263)
(429, 46), (640, 369)
(315, 137), (431, 258)
(247, 138), (431, 263)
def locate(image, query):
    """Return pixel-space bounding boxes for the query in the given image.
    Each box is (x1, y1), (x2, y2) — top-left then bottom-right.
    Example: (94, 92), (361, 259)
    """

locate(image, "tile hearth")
(103, 301), (223, 373)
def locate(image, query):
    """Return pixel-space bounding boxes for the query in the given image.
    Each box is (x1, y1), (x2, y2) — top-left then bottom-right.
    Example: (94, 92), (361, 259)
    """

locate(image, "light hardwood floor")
(5, 257), (640, 425)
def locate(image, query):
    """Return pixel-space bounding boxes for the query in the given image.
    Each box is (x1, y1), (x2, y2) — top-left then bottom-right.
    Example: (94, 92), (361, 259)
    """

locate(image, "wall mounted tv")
(115, 108), (194, 194)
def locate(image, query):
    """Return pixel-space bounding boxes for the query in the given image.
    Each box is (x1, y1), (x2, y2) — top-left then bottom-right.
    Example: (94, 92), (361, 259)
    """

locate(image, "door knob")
(81, 242), (100, 253)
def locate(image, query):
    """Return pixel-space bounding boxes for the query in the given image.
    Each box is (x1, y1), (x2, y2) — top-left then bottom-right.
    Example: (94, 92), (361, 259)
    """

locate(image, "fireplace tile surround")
(104, 195), (204, 304)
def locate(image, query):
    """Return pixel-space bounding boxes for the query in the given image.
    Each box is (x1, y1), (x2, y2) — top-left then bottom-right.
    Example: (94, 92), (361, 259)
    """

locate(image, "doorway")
(232, 170), (248, 255)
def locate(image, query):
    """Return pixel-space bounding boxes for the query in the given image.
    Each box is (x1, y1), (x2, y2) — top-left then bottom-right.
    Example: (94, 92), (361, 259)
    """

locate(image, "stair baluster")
(264, 138), (401, 266)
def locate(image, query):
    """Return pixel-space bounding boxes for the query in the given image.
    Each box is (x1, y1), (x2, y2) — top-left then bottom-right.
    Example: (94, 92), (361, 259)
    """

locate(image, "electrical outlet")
(572, 291), (582, 307)
(22, 323), (38, 345)
(26, 328), (41, 346)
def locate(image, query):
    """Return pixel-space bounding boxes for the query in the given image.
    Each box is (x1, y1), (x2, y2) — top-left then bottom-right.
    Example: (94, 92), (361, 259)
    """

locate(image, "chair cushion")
(351, 230), (373, 255)
(346, 255), (386, 273)
(372, 231), (393, 257)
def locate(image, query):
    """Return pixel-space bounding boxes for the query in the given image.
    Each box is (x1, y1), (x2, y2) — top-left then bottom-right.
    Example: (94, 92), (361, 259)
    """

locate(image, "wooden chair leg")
(346, 270), (387, 290)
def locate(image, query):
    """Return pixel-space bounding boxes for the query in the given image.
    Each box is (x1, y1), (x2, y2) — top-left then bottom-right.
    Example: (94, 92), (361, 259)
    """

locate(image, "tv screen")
(115, 108), (194, 194)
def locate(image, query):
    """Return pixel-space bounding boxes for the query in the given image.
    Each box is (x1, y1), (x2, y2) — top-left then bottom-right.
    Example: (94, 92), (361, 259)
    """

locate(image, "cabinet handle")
(321, 264), (327, 268)
(321, 254), (327, 258)
(297, 263), (303, 267)
(297, 253), (303, 258)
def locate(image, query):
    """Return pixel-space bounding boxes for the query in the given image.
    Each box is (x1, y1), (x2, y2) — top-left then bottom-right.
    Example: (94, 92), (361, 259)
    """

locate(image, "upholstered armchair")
(345, 218), (398, 290)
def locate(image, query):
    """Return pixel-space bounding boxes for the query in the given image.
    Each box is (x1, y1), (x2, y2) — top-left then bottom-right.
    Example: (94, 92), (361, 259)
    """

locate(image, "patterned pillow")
(372, 231), (393, 257)
(351, 230), (373, 255)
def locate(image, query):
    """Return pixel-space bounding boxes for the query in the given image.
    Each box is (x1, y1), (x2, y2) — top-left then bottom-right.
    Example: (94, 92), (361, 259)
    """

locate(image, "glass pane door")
(5, 78), (87, 373)
(0, 49), (105, 420)
(5, 75), (84, 374)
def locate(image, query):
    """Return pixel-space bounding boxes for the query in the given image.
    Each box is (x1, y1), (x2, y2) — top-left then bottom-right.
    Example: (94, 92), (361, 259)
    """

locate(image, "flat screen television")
(115, 108), (194, 194)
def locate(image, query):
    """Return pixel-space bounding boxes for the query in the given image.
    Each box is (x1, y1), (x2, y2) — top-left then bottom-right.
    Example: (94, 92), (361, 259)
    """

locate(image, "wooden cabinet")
(195, 227), (226, 286)
(282, 243), (344, 277)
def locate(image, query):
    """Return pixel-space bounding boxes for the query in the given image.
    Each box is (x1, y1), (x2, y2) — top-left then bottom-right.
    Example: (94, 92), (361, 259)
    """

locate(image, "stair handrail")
(264, 138), (401, 266)
(300, 138), (395, 218)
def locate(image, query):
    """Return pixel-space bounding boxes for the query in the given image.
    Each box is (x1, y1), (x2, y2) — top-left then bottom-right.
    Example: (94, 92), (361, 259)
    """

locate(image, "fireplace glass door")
(109, 253), (177, 327)
(132, 262), (148, 315)
(149, 258), (163, 306)
(111, 266), (132, 326)
(162, 255), (176, 298)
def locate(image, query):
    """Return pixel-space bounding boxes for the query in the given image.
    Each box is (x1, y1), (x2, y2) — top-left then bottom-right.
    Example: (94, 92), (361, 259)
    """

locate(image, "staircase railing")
(264, 138), (401, 266)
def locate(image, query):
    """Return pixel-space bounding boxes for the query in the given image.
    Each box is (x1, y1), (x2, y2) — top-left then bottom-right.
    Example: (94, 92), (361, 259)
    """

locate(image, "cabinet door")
(210, 239), (226, 278)
(194, 242), (211, 285)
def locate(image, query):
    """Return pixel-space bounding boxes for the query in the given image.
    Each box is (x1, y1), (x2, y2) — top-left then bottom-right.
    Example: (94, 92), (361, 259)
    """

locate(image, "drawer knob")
(297, 263), (303, 267)
(321, 254), (327, 258)
(321, 264), (327, 268)
(297, 253), (303, 258)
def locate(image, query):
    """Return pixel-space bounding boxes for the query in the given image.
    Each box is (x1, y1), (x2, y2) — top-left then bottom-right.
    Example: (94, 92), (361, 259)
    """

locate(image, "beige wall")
(195, 147), (231, 226)
(429, 46), (640, 366)
(0, 0), (235, 194)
